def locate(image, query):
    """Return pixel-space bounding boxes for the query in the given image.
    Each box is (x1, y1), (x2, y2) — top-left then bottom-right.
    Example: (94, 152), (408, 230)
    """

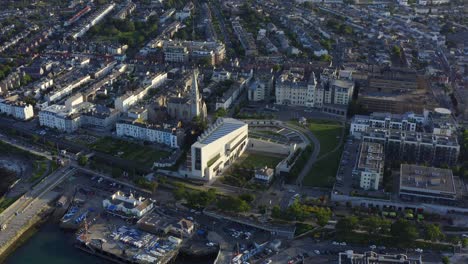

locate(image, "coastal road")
(0, 166), (76, 253)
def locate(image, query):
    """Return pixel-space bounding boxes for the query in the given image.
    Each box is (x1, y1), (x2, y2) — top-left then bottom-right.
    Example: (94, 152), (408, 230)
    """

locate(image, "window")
(194, 148), (202, 170)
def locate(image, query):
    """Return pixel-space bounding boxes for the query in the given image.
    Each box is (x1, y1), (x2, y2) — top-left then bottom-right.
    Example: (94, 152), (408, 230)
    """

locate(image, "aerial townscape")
(0, 0), (467, 263)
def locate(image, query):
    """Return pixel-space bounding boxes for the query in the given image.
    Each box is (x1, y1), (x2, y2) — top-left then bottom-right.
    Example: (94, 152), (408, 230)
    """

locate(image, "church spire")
(191, 68), (201, 117)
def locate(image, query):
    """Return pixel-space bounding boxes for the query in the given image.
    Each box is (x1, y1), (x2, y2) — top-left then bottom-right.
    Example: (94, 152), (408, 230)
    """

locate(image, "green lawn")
(238, 153), (285, 169)
(89, 137), (171, 168)
(29, 160), (48, 183)
(0, 141), (53, 184)
(0, 196), (17, 214)
(307, 120), (343, 158)
(303, 148), (341, 188)
(300, 120), (343, 187)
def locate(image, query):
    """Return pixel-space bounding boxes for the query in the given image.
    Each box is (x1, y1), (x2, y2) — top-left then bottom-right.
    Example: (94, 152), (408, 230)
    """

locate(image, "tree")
(320, 54), (332, 62)
(287, 199), (308, 221)
(272, 64), (281, 72)
(336, 216), (358, 236)
(315, 207), (331, 227)
(21, 73), (32, 85)
(424, 224), (444, 242)
(271, 205), (281, 218)
(215, 108), (228, 118)
(392, 45), (402, 57)
(390, 219), (418, 246)
(78, 155), (88, 166)
(173, 184), (186, 200)
(462, 238), (468, 248)
(442, 256), (450, 264)
(24, 96), (36, 106)
(362, 216), (382, 236)
(239, 193), (255, 203)
(134, 177), (158, 192)
(217, 196), (251, 212)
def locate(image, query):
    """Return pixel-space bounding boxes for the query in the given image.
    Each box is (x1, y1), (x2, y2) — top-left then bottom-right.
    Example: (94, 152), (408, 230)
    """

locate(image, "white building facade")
(190, 118), (248, 180)
(0, 98), (34, 120)
(116, 121), (181, 148)
(350, 112), (426, 138)
(275, 70), (317, 107)
(103, 191), (153, 218)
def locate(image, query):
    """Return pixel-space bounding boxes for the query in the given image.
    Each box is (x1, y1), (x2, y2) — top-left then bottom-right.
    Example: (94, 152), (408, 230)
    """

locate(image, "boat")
(75, 211), (88, 224)
(61, 206), (79, 222)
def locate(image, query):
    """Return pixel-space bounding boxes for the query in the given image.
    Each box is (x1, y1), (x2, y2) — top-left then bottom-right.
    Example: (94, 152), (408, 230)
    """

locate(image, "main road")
(0, 165), (76, 253)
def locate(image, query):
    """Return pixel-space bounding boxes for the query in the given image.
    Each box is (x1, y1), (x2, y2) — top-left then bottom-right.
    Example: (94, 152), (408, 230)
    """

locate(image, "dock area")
(76, 221), (181, 264)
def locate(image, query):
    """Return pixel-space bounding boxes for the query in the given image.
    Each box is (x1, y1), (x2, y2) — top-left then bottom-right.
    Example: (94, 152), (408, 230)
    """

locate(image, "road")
(209, 0), (233, 49)
(0, 116), (154, 172)
(0, 132), (53, 160)
(268, 237), (443, 264)
(0, 166), (76, 251)
(76, 166), (152, 195)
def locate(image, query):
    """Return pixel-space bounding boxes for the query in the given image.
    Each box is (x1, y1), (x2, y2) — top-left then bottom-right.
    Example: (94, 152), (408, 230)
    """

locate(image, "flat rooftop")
(400, 164), (456, 195)
(198, 118), (246, 145)
(331, 79), (354, 89)
(357, 142), (384, 172)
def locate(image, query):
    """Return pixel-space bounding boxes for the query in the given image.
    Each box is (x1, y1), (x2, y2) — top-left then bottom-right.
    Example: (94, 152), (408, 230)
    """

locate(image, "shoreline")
(1, 207), (218, 264)
(0, 207), (55, 263)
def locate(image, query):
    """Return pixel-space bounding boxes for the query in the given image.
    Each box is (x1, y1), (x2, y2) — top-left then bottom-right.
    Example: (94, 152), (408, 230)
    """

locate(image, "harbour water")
(4, 222), (112, 264)
(5, 222), (215, 264)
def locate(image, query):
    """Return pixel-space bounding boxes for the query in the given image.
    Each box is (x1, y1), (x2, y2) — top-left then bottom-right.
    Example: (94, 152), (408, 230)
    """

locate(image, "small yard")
(220, 152), (285, 188)
(89, 137), (171, 167)
(237, 152), (285, 169)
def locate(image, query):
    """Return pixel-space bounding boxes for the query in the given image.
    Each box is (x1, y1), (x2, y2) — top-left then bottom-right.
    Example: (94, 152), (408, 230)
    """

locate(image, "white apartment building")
(39, 97), (119, 133)
(189, 118), (248, 180)
(46, 73), (91, 103)
(103, 191), (153, 218)
(330, 79), (354, 105)
(248, 79), (266, 101)
(71, 4), (115, 39)
(275, 69), (317, 107)
(164, 45), (189, 63)
(212, 70), (232, 82)
(215, 78), (248, 110)
(39, 104), (81, 133)
(115, 72), (167, 112)
(0, 97), (34, 120)
(162, 41), (225, 65)
(116, 120), (182, 148)
(355, 142), (385, 190)
(350, 112), (426, 138)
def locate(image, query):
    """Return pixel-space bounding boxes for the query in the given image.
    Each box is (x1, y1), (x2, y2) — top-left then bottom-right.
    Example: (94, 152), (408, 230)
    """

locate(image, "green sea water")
(5, 223), (214, 264)
(4, 223), (111, 264)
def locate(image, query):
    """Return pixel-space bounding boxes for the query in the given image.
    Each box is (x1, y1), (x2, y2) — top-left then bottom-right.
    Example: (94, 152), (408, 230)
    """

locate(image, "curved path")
(288, 124), (320, 187)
